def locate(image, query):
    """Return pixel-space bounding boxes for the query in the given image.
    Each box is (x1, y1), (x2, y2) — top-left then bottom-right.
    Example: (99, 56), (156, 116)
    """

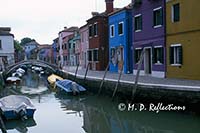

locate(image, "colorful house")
(86, 0), (114, 71)
(166, 0), (200, 80)
(80, 24), (89, 68)
(0, 27), (15, 70)
(58, 27), (78, 67)
(68, 31), (80, 66)
(24, 41), (39, 60)
(108, 6), (133, 74)
(132, 0), (166, 78)
(52, 38), (58, 64)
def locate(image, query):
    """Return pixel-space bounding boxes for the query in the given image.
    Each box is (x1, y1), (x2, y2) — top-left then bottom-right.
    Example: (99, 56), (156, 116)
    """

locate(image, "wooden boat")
(0, 95), (36, 120)
(55, 79), (86, 95)
(47, 74), (63, 87)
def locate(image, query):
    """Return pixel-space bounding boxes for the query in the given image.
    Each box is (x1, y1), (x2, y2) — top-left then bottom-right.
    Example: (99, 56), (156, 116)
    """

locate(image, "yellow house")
(166, 0), (200, 80)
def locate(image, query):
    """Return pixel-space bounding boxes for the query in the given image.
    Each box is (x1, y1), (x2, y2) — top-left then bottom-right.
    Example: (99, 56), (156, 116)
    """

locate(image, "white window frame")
(110, 25), (115, 38)
(118, 21), (124, 36)
(153, 7), (163, 28)
(89, 24), (93, 38)
(170, 44), (182, 66)
(153, 45), (163, 65)
(94, 22), (98, 37)
(171, 3), (180, 23)
(134, 14), (142, 32)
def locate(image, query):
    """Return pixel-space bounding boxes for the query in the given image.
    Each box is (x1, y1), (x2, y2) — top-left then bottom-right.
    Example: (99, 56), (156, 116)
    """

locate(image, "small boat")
(55, 79), (86, 95)
(47, 74), (63, 87)
(12, 72), (23, 78)
(0, 95), (36, 120)
(16, 68), (25, 74)
(6, 77), (21, 85)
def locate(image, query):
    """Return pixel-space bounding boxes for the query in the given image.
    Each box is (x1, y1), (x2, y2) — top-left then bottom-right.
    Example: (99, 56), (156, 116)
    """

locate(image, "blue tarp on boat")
(55, 79), (86, 93)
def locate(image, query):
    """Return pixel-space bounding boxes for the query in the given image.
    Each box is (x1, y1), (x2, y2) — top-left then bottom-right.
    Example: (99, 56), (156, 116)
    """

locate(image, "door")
(144, 48), (152, 74)
(117, 46), (124, 72)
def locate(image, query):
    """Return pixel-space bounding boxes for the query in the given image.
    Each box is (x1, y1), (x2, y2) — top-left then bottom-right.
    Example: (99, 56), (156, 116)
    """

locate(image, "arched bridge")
(4, 60), (59, 75)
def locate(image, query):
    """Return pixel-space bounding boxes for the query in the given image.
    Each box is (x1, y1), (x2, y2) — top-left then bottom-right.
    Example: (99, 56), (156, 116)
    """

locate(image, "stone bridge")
(4, 60), (59, 75)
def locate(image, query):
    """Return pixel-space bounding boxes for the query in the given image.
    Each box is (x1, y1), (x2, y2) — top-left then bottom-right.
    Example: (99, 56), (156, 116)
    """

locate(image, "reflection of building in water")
(22, 71), (39, 88)
(55, 94), (199, 133)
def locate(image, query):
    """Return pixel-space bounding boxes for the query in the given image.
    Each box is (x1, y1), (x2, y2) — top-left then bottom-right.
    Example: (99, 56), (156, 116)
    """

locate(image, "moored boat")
(55, 79), (86, 95)
(47, 74), (63, 87)
(6, 77), (21, 85)
(0, 95), (36, 120)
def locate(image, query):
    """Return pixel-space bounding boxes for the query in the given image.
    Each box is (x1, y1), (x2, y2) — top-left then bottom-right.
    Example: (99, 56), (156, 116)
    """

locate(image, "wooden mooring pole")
(98, 63), (109, 95)
(112, 62), (123, 100)
(0, 113), (7, 133)
(74, 63), (79, 81)
(132, 49), (145, 100)
(83, 63), (89, 83)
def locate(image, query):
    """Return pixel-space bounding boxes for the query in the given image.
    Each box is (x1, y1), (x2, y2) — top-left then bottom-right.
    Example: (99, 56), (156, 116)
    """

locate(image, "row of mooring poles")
(72, 48), (145, 101)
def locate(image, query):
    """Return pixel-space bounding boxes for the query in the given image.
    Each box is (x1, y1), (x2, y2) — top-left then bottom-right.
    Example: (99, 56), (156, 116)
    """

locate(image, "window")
(172, 3), (180, 22)
(93, 49), (98, 61)
(94, 23), (98, 36)
(110, 48), (116, 58)
(110, 25), (114, 37)
(89, 25), (93, 37)
(134, 14), (142, 31)
(118, 22), (123, 35)
(153, 7), (163, 27)
(88, 50), (92, 61)
(170, 44), (182, 65)
(134, 48), (142, 63)
(153, 47), (163, 64)
(0, 40), (2, 49)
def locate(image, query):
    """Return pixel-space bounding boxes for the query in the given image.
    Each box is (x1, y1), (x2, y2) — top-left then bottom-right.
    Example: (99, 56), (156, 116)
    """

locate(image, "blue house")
(108, 6), (133, 74)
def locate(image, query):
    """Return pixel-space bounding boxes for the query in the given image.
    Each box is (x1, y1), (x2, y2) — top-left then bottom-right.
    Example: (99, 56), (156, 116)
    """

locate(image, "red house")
(87, 0), (114, 71)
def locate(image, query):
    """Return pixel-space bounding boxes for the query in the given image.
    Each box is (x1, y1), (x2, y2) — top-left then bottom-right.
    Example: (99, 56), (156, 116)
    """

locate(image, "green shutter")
(152, 48), (156, 64)
(134, 49), (137, 64)
(170, 47), (174, 64)
(160, 47), (164, 64)
(178, 46), (183, 64)
(160, 9), (163, 25)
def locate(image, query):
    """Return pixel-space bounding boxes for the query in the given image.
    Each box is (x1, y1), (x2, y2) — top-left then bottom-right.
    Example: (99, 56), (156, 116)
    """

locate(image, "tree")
(14, 40), (23, 51)
(20, 37), (35, 46)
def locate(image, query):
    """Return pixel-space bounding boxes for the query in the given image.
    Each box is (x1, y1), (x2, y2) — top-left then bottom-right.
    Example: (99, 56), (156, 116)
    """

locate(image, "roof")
(24, 41), (39, 46)
(38, 44), (52, 49)
(0, 27), (14, 37)
(108, 4), (132, 16)
(59, 26), (79, 33)
(86, 8), (120, 22)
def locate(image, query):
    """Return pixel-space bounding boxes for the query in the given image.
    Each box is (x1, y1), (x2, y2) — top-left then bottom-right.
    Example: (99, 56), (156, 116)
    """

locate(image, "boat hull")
(2, 109), (36, 120)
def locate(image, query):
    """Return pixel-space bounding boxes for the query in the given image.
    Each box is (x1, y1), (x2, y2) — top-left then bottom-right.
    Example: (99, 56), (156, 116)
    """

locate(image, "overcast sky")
(0, 0), (130, 44)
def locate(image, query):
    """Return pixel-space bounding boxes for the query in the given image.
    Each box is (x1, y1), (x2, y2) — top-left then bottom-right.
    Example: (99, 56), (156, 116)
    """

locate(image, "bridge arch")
(4, 60), (59, 76)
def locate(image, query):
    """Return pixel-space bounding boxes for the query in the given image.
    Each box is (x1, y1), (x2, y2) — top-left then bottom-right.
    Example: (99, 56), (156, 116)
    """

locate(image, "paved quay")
(62, 66), (200, 91)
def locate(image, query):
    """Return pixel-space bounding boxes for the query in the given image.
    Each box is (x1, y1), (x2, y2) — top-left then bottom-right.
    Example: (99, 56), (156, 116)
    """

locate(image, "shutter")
(160, 9), (163, 25)
(152, 47), (156, 64)
(160, 47), (164, 64)
(134, 49), (137, 64)
(179, 46), (183, 64)
(170, 47), (174, 64)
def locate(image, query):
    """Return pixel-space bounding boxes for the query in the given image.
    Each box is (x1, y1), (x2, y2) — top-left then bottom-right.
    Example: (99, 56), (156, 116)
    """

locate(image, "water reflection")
(2, 71), (200, 133)
(55, 94), (200, 133)
(5, 119), (36, 133)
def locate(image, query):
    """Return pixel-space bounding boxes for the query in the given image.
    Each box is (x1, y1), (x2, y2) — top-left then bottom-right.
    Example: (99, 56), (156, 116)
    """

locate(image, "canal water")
(1, 71), (200, 133)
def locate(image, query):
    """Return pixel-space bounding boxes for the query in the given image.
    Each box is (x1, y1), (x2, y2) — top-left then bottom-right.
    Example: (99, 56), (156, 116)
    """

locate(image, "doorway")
(144, 48), (152, 74)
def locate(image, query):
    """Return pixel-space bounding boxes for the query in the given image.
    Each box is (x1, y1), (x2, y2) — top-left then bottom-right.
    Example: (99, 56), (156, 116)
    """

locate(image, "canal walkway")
(62, 66), (200, 92)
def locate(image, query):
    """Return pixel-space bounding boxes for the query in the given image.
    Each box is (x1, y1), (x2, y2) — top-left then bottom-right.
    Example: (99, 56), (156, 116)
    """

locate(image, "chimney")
(105, 0), (114, 14)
